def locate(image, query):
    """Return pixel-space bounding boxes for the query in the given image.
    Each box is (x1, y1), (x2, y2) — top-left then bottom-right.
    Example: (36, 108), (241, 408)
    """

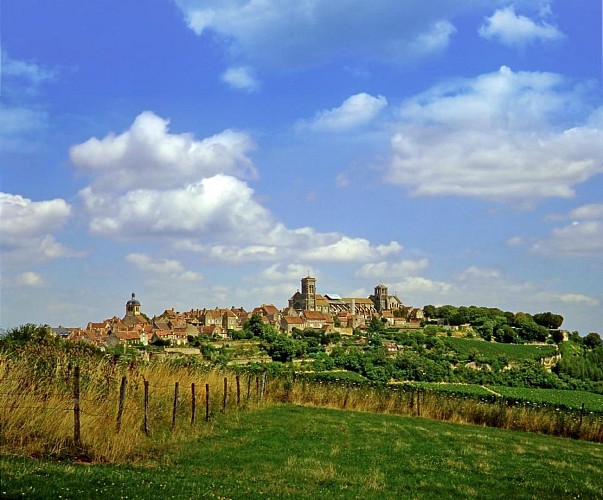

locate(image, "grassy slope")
(2, 405), (602, 499)
(442, 337), (557, 361)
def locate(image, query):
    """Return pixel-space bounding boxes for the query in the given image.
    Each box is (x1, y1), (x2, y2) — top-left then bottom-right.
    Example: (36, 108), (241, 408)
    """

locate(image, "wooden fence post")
(205, 383), (210, 422)
(191, 383), (196, 426)
(222, 377), (228, 413)
(261, 370), (268, 399)
(236, 375), (241, 407)
(73, 366), (82, 449)
(417, 390), (421, 417)
(172, 382), (179, 431)
(143, 379), (150, 436)
(116, 376), (127, 433)
(247, 375), (252, 401)
(256, 375), (260, 401)
(343, 383), (351, 409)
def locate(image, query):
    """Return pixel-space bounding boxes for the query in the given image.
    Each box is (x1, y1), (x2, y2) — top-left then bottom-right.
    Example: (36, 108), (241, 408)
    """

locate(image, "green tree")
(243, 314), (266, 338)
(533, 312), (564, 330)
(584, 332), (602, 349)
(0, 324), (54, 345)
(423, 305), (437, 319)
(268, 335), (303, 362)
(366, 317), (386, 335)
(551, 329), (565, 344)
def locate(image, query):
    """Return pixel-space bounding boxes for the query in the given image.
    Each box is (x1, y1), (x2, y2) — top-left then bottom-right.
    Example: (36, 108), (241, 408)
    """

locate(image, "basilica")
(288, 275), (404, 317)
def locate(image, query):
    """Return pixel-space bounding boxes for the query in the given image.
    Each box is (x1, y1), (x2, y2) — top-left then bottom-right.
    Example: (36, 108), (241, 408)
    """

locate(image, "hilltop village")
(61, 276), (424, 349)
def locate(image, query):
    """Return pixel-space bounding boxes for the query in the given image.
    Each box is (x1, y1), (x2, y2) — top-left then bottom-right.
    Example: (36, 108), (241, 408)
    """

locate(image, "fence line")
(2, 365), (602, 455)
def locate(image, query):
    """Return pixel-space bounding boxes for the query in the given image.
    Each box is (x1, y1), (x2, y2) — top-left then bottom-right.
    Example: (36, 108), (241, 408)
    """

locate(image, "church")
(288, 275), (404, 317)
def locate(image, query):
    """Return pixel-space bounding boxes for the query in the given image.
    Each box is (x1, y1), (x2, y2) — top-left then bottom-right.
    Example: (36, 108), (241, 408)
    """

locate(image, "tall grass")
(265, 376), (603, 442)
(1, 345), (602, 465)
(0, 347), (250, 462)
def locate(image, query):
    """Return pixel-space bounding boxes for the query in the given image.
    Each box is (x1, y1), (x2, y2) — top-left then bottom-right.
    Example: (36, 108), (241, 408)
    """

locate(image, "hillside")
(2, 405), (602, 499)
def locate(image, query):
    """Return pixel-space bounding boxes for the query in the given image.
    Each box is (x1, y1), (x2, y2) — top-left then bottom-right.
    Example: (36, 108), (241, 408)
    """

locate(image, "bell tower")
(125, 292), (141, 317)
(301, 275), (316, 311)
(374, 284), (388, 312)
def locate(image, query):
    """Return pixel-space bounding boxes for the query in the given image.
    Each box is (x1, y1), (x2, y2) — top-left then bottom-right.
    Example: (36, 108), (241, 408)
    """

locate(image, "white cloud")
(0, 52), (56, 144)
(554, 293), (599, 306)
(479, 6), (564, 47)
(385, 66), (603, 203)
(70, 111), (257, 192)
(74, 111), (404, 266)
(222, 66), (260, 91)
(355, 258), (428, 279)
(81, 174), (274, 240)
(125, 253), (202, 281)
(530, 203), (603, 257)
(0, 193), (71, 237)
(393, 276), (453, 296)
(172, 0), (486, 70)
(260, 263), (312, 282)
(1, 51), (57, 87)
(568, 204), (603, 220)
(0, 193), (82, 266)
(533, 221), (603, 256)
(299, 93), (388, 132)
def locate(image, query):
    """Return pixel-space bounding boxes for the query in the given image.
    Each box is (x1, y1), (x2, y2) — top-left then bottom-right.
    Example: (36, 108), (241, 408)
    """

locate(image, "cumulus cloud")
(125, 253), (202, 281)
(74, 112), (404, 265)
(222, 66), (260, 91)
(0, 193), (81, 265)
(81, 174), (274, 241)
(70, 111), (257, 192)
(172, 0), (483, 70)
(385, 66), (603, 203)
(479, 6), (564, 47)
(299, 93), (388, 132)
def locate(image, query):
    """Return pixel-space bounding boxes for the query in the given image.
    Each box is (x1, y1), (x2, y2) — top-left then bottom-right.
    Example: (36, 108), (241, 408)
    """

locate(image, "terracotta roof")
(282, 315), (304, 324)
(303, 311), (329, 320)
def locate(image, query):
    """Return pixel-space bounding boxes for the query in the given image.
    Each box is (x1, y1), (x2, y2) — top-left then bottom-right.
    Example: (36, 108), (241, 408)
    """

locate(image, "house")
(222, 309), (239, 331)
(280, 315), (305, 335)
(302, 310), (332, 330)
(201, 309), (222, 327)
(106, 329), (142, 347)
(252, 304), (281, 325)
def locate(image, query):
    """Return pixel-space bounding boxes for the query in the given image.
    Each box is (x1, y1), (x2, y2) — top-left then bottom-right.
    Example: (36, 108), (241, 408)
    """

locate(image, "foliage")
(267, 335), (304, 362)
(555, 343), (603, 386)
(0, 323), (56, 346)
(584, 332), (603, 349)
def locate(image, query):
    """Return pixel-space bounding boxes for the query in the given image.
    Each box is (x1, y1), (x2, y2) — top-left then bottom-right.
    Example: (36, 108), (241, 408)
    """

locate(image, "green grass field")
(2, 405), (602, 499)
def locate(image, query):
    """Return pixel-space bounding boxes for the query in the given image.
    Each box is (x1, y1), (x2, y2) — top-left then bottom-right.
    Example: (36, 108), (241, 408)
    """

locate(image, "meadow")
(2, 405), (602, 499)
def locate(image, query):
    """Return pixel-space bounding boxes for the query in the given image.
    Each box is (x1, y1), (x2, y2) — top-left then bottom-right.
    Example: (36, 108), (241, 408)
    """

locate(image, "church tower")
(125, 292), (141, 317)
(374, 284), (388, 312)
(301, 275), (316, 311)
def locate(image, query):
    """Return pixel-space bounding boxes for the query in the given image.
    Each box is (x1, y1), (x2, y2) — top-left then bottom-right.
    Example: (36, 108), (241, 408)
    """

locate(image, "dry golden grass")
(1, 347), (602, 464)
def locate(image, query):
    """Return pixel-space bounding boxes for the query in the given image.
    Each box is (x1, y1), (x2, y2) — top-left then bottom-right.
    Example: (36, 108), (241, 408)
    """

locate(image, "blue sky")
(1, 0), (602, 334)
